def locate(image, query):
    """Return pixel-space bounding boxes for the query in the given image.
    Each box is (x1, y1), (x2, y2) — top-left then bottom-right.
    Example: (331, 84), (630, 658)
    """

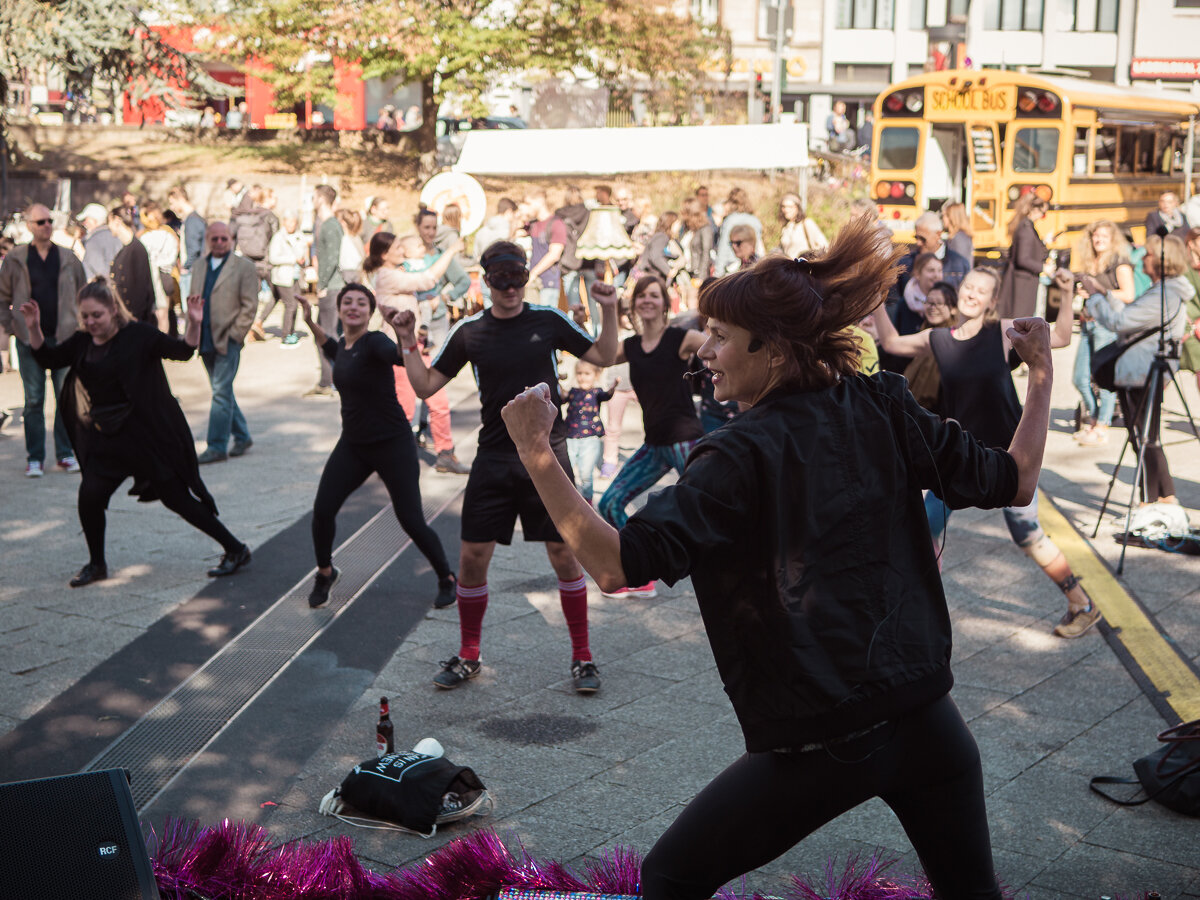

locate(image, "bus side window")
(1136, 130), (1156, 173)
(1117, 128), (1136, 173)
(1073, 127), (1089, 175)
(1093, 127), (1117, 175)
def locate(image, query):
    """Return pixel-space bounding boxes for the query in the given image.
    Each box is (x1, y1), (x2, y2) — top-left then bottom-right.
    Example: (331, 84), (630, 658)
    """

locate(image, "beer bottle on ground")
(376, 696), (394, 756)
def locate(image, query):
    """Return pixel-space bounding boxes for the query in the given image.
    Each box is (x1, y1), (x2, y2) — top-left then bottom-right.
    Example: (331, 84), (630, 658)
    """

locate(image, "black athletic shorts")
(461, 446), (574, 545)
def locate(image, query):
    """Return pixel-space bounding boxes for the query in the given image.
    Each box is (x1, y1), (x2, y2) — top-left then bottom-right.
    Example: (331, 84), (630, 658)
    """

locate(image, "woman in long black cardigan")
(21, 279), (250, 587)
(997, 193), (1049, 320)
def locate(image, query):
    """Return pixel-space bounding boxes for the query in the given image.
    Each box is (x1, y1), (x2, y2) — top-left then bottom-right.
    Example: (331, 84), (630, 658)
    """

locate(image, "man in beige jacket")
(0, 203), (87, 477)
(191, 222), (259, 464)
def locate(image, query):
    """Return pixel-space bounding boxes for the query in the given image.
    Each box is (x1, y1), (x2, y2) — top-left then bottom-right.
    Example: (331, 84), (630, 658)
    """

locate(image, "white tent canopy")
(452, 123), (812, 176)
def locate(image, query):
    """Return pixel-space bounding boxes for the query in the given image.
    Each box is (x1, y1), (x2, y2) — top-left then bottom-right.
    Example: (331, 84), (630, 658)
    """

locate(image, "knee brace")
(1019, 532), (1060, 568)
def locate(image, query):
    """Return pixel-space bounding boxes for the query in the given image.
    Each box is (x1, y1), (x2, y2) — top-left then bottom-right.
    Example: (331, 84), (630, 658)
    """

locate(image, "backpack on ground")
(1091, 718), (1200, 816)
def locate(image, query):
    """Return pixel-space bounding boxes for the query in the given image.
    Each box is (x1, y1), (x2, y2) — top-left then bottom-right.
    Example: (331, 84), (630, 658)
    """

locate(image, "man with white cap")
(79, 202), (122, 281)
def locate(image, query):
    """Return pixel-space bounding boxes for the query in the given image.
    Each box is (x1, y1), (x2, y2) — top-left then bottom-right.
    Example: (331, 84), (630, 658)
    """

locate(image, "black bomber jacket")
(619, 372), (1018, 752)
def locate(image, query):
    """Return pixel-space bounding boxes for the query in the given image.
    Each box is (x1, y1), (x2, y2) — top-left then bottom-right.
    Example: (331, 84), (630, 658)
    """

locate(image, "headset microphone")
(748, 338), (763, 352)
(683, 368), (711, 380)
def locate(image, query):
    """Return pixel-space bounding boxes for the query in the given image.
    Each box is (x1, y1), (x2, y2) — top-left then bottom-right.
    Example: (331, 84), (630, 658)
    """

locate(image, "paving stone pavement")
(2, 325), (1200, 898)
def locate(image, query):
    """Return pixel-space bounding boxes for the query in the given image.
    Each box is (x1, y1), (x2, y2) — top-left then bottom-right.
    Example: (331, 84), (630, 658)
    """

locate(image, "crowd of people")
(4, 171), (1200, 899)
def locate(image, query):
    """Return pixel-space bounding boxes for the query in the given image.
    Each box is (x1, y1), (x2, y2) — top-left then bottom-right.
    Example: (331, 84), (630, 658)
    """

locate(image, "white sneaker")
(57, 455), (81, 474)
(25, 461), (44, 478)
(1129, 502), (1190, 540)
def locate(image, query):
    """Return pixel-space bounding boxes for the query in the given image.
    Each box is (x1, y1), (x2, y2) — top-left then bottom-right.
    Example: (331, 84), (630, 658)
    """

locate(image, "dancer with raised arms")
(21, 280), (251, 587)
(872, 265), (1100, 639)
(388, 240), (619, 694)
(298, 283), (456, 610)
(501, 218), (1056, 900)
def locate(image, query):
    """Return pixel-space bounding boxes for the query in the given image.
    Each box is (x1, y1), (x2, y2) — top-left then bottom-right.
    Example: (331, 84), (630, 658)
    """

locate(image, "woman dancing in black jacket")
(502, 219), (1056, 900)
(22, 280), (250, 587)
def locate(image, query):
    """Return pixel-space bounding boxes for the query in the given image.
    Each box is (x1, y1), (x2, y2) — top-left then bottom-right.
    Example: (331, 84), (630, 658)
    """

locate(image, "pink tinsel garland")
(148, 820), (1150, 900)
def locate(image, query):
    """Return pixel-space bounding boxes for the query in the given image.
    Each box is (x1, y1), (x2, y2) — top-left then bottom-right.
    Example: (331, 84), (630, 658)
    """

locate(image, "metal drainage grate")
(84, 476), (465, 811)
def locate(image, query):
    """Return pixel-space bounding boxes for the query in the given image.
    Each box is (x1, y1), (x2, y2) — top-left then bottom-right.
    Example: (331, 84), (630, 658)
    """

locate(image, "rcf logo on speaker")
(98, 843), (120, 858)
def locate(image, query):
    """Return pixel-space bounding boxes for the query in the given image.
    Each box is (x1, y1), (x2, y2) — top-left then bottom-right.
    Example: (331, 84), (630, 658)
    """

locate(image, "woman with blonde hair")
(1070, 219), (1135, 444)
(875, 264), (1098, 639)
(337, 209), (365, 285)
(941, 201), (973, 263)
(502, 215), (1058, 900)
(777, 192), (827, 258)
(20, 279), (249, 587)
(996, 193), (1049, 320)
(138, 202), (180, 334)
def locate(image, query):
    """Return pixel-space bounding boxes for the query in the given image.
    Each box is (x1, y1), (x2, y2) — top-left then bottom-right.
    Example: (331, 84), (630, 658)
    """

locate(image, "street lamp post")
(768, 0), (791, 123)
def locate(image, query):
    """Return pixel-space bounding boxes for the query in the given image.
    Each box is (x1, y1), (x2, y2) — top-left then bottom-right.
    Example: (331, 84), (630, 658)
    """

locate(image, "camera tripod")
(1092, 346), (1200, 574)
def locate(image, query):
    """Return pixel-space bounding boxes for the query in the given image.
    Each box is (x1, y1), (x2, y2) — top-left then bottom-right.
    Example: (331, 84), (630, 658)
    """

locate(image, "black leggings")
(79, 472), (242, 566)
(641, 695), (1002, 900)
(312, 434), (451, 577)
(1119, 386), (1176, 502)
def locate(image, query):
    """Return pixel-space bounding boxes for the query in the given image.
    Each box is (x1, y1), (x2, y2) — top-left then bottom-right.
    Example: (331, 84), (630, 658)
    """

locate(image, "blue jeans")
(567, 436), (604, 502)
(16, 338), (73, 464)
(599, 439), (697, 528)
(1073, 315), (1118, 426)
(201, 342), (250, 454)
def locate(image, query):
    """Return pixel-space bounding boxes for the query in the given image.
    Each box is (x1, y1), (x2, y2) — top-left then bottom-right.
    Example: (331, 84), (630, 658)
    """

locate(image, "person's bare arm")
(871, 301), (933, 357)
(298, 296), (328, 346)
(386, 307), (451, 397)
(503, 384), (627, 591)
(579, 282), (621, 366)
(677, 328), (706, 359)
(1049, 268), (1075, 349)
(1005, 318), (1054, 506)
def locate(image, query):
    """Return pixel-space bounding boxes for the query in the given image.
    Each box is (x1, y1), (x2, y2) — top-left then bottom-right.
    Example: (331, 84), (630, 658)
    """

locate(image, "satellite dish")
(419, 172), (487, 236)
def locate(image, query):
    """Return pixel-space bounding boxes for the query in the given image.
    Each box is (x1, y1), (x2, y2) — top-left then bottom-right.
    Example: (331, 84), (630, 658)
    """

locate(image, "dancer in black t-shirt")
(597, 275), (705, 599)
(389, 241), (619, 694)
(299, 285), (455, 610)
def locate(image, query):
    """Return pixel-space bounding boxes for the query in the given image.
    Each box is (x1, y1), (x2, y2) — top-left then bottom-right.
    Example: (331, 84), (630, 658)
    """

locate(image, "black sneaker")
(69, 563), (108, 588)
(207, 544), (251, 577)
(433, 655), (480, 689)
(434, 573), (457, 609)
(571, 659), (601, 694)
(308, 568), (339, 608)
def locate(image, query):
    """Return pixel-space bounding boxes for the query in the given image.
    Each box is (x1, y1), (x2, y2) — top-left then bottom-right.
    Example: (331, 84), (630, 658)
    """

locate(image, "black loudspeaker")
(0, 769), (159, 900)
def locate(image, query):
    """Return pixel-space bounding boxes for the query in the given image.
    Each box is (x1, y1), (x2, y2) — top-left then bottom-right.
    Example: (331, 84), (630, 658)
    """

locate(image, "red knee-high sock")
(559, 575), (591, 661)
(457, 582), (488, 661)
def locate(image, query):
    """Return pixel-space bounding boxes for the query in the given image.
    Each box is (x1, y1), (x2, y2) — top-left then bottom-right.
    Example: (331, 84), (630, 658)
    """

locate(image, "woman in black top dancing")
(22, 280), (250, 587)
(597, 275), (705, 532)
(502, 217), (1056, 900)
(873, 266), (1099, 639)
(299, 284), (455, 609)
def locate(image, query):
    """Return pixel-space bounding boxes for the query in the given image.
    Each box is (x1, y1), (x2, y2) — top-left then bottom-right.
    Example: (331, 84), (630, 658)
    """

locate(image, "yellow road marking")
(1038, 491), (1200, 722)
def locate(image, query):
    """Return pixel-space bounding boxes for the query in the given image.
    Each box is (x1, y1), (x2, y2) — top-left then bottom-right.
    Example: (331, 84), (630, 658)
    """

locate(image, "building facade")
(704, 0), (1200, 143)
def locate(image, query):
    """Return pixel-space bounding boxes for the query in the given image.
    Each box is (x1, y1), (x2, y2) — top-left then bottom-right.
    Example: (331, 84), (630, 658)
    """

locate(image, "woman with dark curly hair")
(503, 215), (1057, 900)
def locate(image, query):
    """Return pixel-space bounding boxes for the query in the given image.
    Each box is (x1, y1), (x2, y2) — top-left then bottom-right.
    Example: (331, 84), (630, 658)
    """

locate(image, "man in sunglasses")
(0, 203), (86, 477)
(388, 240), (619, 694)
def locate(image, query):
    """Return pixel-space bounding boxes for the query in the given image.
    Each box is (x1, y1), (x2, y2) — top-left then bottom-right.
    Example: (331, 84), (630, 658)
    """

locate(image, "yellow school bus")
(870, 69), (1200, 253)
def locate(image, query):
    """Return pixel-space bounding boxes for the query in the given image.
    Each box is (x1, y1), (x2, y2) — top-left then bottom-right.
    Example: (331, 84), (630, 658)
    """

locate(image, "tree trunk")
(416, 75), (437, 154)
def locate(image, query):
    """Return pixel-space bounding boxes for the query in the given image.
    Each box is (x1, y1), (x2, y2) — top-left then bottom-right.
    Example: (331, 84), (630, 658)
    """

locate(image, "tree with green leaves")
(0, 0), (225, 208)
(217, 0), (725, 153)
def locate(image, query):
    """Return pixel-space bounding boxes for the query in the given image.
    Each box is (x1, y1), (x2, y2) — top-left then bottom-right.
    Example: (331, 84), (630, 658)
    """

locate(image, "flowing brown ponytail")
(363, 231), (395, 275)
(698, 216), (903, 391)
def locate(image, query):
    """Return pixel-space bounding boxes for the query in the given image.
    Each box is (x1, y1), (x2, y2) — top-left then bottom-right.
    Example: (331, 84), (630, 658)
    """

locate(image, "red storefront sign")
(1131, 58), (1200, 80)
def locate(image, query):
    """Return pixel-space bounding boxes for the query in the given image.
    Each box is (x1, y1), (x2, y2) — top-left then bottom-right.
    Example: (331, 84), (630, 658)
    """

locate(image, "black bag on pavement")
(335, 751), (487, 835)
(1090, 718), (1200, 816)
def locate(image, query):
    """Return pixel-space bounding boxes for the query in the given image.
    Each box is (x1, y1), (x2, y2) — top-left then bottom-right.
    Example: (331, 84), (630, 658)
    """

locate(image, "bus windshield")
(878, 126), (920, 170)
(1013, 127), (1059, 173)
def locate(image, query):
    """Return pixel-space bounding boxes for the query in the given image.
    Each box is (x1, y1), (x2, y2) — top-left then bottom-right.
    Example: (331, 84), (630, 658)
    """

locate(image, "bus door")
(924, 124), (966, 210)
(966, 122), (1001, 248)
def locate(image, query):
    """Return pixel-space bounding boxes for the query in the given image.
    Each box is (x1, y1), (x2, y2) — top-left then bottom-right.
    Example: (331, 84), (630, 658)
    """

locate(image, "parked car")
(436, 115), (526, 167)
